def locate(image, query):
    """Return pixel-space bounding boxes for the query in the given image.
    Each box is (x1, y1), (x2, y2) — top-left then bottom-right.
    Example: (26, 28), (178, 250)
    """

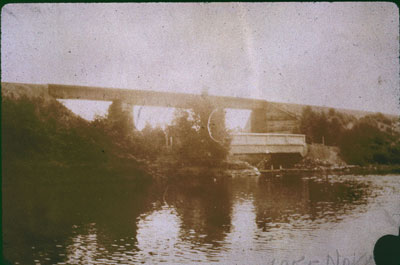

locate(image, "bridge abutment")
(249, 106), (300, 133)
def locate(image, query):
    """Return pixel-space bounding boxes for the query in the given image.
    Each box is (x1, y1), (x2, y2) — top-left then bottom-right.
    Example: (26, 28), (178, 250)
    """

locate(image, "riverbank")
(145, 155), (260, 187)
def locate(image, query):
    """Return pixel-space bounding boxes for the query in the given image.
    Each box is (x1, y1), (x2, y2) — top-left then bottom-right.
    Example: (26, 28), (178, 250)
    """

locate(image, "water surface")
(3, 173), (400, 264)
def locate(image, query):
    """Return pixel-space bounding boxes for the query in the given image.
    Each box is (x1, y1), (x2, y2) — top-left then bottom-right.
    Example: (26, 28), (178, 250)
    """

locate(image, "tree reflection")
(253, 174), (371, 232)
(2, 178), (152, 265)
(167, 179), (233, 247)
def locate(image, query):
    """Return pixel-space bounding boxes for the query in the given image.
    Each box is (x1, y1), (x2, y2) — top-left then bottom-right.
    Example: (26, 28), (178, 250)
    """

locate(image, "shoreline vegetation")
(2, 93), (400, 187)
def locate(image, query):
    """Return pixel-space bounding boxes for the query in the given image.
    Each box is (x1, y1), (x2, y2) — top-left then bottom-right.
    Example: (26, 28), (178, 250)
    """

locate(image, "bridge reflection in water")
(3, 171), (396, 265)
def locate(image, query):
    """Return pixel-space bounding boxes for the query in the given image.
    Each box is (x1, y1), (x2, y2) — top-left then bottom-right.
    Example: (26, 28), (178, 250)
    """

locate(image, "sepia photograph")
(1, 2), (400, 264)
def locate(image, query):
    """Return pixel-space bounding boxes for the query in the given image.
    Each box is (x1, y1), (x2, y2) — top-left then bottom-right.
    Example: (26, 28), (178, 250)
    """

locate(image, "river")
(3, 173), (400, 264)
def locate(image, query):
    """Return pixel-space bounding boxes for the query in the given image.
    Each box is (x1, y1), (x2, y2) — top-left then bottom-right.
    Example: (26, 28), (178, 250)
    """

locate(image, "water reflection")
(3, 173), (395, 265)
(170, 182), (232, 247)
(3, 181), (150, 264)
(135, 206), (182, 263)
(253, 174), (372, 233)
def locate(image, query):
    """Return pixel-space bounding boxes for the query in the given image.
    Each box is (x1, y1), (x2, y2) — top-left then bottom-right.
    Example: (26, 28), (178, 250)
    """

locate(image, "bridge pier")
(250, 109), (268, 133)
(121, 102), (135, 130)
(108, 100), (135, 132)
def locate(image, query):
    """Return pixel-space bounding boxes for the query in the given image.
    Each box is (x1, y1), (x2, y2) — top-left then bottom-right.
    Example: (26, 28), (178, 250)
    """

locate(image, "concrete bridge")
(2, 82), (306, 157)
(47, 83), (301, 134)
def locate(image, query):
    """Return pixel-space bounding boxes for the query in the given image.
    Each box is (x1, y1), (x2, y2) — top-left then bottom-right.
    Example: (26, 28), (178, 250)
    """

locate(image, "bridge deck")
(48, 84), (268, 110)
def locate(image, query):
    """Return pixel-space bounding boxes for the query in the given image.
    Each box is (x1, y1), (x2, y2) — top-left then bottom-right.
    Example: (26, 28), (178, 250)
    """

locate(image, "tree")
(91, 101), (149, 159)
(339, 120), (400, 165)
(300, 107), (347, 146)
(141, 122), (167, 159)
(300, 106), (319, 143)
(168, 99), (231, 167)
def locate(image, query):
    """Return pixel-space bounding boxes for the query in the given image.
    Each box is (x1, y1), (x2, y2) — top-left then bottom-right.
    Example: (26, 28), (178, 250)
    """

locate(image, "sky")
(1, 3), (399, 129)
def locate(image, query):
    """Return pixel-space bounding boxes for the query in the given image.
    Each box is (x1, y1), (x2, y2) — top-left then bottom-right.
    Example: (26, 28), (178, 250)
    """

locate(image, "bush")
(299, 106), (400, 165)
(1, 96), (151, 181)
(339, 121), (400, 165)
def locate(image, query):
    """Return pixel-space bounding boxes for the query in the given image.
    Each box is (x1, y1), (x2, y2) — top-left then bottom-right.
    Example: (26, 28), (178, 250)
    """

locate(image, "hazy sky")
(1, 3), (399, 127)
